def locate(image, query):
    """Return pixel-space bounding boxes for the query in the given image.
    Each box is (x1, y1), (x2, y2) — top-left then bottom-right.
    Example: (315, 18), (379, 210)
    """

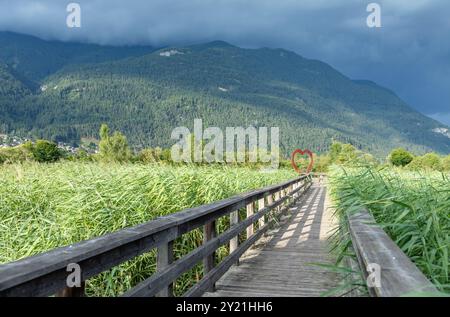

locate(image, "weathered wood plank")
(55, 282), (85, 297)
(156, 241), (174, 297)
(348, 210), (439, 297)
(258, 197), (265, 227)
(186, 186), (309, 297)
(203, 184), (339, 298)
(229, 211), (239, 254)
(203, 221), (217, 292)
(246, 203), (254, 238)
(184, 221), (268, 297)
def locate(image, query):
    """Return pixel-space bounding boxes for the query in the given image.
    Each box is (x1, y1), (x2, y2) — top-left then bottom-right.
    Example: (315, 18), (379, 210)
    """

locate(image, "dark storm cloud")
(0, 0), (449, 125)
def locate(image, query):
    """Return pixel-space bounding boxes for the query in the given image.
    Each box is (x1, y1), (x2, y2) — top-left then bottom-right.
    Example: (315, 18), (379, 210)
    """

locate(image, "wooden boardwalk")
(205, 183), (339, 297)
(1, 174), (439, 297)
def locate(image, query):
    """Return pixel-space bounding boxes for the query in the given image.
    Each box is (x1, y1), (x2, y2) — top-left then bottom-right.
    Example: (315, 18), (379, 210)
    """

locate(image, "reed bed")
(0, 162), (296, 296)
(328, 166), (450, 294)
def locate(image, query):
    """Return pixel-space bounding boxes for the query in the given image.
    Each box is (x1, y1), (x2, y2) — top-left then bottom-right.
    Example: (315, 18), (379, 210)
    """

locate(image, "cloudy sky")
(0, 0), (449, 125)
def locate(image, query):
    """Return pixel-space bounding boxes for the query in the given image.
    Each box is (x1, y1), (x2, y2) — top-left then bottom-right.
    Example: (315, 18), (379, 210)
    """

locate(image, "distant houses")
(0, 134), (97, 154)
(0, 134), (30, 148)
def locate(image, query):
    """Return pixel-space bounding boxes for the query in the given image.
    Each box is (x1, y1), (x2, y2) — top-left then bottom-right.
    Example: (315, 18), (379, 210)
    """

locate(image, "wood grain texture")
(348, 210), (439, 297)
(204, 183), (340, 297)
(123, 182), (309, 297)
(156, 241), (174, 297)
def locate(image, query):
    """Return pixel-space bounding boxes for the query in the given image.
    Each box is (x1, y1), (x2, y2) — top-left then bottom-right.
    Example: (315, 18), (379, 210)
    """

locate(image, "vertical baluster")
(258, 196), (265, 227)
(203, 221), (217, 292)
(267, 193), (274, 221)
(55, 282), (86, 297)
(230, 210), (239, 265)
(246, 202), (254, 238)
(156, 241), (174, 297)
(275, 191), (281, 213)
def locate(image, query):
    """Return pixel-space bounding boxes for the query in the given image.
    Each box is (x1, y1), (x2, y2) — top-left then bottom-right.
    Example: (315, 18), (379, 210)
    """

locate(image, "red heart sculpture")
(291, 149), (314, 174)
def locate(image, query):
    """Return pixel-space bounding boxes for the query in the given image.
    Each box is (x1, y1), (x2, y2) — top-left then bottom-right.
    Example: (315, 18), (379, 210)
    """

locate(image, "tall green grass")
(329, 166), (450, 293)
(0, 162), (296, 296)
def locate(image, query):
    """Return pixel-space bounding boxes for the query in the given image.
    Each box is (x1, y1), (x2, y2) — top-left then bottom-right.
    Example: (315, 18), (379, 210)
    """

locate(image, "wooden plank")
(202, 184), (341, 298)
(203, 221), (217, 292)
(348, 210), (439, 297)
(274, 192), (281, 213)
(55, 282), (85, 297)
(122, 188), (303, 297)
(246, 203), (254, 238)
(266, 195), (274, 220)
(0, 224), (179, 297)
(156, 241), (174, 297)
(184, 221), (268, 297)
(258, 197), (265, 227)
(186, 188), (308, 297)
(229, 211), (239, 265)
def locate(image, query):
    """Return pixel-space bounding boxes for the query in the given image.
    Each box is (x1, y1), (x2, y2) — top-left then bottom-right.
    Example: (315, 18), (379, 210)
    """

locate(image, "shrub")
(389, 148), (414, 167)
(138, 148), (164, 163)
(409, 153), (443, 171)
(30, 140), (62, 163)
(0, 143), (33, 164)
(420, 153), (442, 171)
(443, 155), (450, 171)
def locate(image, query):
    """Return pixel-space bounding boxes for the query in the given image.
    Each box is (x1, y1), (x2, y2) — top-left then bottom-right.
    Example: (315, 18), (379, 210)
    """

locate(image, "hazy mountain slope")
(0, 33), (449, 156)
(0, 31), (155, 82)
(0, 63), (33, 130)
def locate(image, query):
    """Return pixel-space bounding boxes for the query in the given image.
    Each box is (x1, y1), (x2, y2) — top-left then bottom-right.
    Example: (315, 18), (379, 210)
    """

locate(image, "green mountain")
(0, 32), (155, 82)
(0, 32), (449, 156)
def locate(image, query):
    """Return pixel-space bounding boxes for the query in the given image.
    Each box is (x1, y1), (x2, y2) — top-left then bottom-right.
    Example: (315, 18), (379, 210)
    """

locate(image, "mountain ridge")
(0, 32), (449, 156)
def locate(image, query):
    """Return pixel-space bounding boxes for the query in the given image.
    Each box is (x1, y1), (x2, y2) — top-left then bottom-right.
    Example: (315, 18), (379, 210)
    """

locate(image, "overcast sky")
(0, 0), (449, 125)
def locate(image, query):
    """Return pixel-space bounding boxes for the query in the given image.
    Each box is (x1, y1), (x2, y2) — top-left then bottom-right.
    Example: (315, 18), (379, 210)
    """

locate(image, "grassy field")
(328, 166), (450, 293)
(0, 162), (296, 296)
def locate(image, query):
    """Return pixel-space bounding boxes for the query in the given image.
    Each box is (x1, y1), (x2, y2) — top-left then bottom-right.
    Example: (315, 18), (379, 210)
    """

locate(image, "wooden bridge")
(0, 174), (439, 297)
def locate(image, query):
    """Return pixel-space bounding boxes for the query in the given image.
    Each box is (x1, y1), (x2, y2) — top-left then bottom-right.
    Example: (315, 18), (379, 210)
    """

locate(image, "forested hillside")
(1, 32), (449, 157)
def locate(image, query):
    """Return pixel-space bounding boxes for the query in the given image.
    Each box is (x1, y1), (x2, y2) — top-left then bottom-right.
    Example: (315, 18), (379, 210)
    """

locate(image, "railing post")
(258, 196), (265, 228)
(246, 202), (254, 238)
(280, 188), (286, 208)
(230, 210), (239, 265)
(267, 194), (274, 219)
(156, 241), (174, 297)
(203, 221), (217, 292)
(275, 191), (281, 212)
(55, 282), (85, 297)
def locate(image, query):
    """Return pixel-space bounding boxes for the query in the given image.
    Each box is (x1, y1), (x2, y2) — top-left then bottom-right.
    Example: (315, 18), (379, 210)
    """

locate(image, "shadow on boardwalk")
(205, 184), (339, 297)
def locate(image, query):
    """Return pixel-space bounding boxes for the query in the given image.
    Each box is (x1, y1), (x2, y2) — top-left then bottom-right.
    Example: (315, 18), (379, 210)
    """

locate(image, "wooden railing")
(348, 210), (440, 297)
(0, 174), (312, 297)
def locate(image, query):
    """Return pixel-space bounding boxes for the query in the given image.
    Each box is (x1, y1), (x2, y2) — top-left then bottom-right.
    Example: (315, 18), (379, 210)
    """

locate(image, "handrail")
(0, 174), (312, 297)
(348, 210), (440, 297)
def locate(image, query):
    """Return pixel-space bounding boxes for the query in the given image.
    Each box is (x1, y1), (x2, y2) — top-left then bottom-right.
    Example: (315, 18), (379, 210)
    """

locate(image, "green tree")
(389, 148), (414, 167)
(30, 140), (62, 163)
(98, 124), (131, 162)
(337, 144), (358, 164)
(329, 141), (343, 163)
